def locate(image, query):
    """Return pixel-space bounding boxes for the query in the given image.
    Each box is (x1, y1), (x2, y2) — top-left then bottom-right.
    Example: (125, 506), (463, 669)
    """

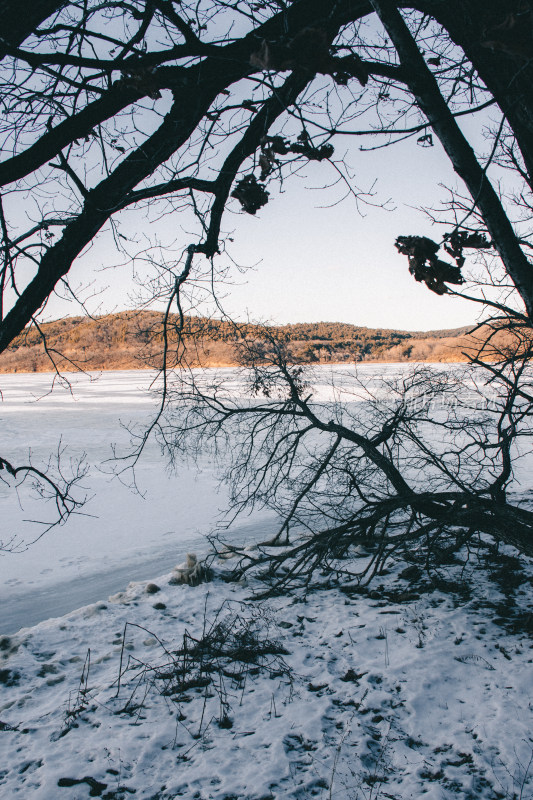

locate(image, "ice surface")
(2, 364), (533, 634)
(0, 370), (275, 632)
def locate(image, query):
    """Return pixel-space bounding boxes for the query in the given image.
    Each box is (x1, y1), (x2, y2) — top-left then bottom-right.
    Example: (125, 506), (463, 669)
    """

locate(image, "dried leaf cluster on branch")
(249, 26), (369, 86)
(395, 235), (465, 295)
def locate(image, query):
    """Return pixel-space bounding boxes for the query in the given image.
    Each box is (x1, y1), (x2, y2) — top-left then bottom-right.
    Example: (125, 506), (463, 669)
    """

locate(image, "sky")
(45, 128), (479, 334)
(219, 136), (477, 332)
(31, 9), (494, 335)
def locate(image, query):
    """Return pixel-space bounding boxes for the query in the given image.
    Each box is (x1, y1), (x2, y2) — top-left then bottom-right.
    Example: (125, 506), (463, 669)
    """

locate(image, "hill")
(0, 311), (479, 373)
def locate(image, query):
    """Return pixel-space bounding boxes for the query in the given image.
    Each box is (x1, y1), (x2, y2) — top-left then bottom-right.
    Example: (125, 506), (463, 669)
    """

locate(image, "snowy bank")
(1, 548), (532, 800)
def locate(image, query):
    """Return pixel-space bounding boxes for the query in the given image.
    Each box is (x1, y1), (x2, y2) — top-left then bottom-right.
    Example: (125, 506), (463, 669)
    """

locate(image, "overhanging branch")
(370, 0), (533, 317)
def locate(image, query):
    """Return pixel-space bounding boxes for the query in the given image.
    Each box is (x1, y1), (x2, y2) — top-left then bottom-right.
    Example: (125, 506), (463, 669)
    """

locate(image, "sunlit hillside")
(0, 311), (480, 372)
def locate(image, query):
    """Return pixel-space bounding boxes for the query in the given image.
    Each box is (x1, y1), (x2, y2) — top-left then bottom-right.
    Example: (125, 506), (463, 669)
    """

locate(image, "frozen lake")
(0, 369), (276, 634)
(2, 363), (532, 634)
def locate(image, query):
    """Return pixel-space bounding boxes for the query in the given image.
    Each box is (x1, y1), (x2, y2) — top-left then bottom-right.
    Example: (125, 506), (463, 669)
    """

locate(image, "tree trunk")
(0, 1), (67, 54)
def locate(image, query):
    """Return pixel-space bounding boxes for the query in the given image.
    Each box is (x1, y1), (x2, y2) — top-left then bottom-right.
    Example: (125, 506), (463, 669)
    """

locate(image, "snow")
(1, 552), (532, 799)
(1, 367), (533, 799)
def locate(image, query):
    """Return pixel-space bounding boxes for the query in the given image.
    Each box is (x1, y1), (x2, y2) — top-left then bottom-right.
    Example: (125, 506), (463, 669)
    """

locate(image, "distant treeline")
(0, 311), (478, 373)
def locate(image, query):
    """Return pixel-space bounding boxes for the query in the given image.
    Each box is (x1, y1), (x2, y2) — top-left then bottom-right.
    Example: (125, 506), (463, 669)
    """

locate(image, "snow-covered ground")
(1, 367), (533, 799)
(1, 550), (532, 799)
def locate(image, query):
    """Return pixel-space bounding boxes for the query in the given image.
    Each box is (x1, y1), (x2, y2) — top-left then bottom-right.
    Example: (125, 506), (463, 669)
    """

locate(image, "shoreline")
(0, 356), (472, 376)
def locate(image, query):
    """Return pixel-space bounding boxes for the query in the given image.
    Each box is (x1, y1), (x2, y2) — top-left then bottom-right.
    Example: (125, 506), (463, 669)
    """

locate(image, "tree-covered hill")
(0, 311), (478, 372)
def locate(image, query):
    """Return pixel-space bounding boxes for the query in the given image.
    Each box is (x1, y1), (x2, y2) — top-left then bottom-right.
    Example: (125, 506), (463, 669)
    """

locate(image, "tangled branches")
(0, 449), (87, 553)
(115, 602), (291, 735)
(161, 326), (533, 595)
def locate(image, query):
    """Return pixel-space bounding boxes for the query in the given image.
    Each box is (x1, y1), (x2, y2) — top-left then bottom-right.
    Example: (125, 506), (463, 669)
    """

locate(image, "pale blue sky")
(34, 75), (499, 335)
(219, 137), (477, 331)
(4, 4), (502, 335)
(48, 130), (479, 333)
(14, 6), (500, 335)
